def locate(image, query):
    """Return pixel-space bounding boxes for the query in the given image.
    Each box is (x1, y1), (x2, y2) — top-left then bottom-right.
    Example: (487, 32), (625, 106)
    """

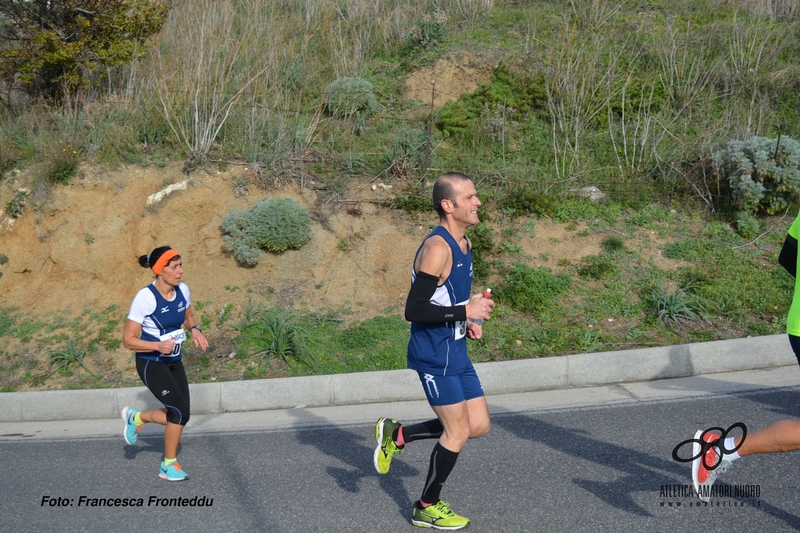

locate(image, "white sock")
(722, 437), (741, 461)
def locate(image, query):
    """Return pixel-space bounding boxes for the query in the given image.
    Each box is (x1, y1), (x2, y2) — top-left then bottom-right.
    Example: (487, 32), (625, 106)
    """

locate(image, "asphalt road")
(3, 379), (800, 533)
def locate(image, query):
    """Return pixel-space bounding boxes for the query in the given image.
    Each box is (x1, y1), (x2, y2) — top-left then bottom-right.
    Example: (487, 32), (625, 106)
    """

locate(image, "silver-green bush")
(220, 197), (312, 267)
(714, 135), (800, 214)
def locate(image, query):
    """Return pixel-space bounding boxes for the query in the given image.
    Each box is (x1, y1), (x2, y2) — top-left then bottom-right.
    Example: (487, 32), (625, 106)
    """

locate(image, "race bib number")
(454, 299), (468, 340)
(159, 329), (186, 357)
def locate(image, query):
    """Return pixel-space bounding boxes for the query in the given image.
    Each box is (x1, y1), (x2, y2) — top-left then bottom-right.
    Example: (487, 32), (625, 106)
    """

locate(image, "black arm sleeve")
(405, 271), (468, 324)
(779, 234), (798, 278)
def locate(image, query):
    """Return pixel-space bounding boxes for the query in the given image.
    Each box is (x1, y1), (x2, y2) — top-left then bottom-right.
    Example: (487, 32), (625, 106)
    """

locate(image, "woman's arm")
(122, 319), (175, 355)
(183, 306), (208, 351)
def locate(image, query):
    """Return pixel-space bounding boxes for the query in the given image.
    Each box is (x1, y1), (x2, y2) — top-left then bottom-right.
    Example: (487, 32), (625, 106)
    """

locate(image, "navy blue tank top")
(137, 284), (188, 362)
(407, 226), (474, 376)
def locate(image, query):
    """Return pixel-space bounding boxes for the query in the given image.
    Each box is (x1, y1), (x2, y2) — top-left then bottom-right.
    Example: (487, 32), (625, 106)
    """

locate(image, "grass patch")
(497, 263), (572, 313)
(228, 306), (408, 378)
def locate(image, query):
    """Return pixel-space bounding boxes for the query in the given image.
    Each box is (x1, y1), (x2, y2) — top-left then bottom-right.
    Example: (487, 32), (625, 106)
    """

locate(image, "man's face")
(449, 180), (481, 226)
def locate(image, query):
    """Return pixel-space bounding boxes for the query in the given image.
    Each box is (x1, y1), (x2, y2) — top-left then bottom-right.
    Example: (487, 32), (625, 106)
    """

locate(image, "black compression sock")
(397, 419), (444, 444)
(420, 442), (459, 504)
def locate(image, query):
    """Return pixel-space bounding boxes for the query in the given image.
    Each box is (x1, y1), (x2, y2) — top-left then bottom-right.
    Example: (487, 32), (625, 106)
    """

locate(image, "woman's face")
(159, 257), (183, 286)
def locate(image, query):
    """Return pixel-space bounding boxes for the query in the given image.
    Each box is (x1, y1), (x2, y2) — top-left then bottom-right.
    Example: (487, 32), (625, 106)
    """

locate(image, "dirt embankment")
(0, 52), (685, 390)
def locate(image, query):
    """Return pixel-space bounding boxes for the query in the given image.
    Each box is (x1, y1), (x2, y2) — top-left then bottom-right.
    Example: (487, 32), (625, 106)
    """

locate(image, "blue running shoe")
(159, 461), (189, 481)
(121, 406), (142, 445)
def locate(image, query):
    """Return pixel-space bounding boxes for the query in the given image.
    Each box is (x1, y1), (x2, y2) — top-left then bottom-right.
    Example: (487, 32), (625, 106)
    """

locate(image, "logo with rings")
(671, 423), (747, 471)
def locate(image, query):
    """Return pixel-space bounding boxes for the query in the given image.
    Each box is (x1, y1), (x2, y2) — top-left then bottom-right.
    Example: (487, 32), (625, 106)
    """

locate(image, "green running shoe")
(373, 417), (402, 474)
(411, 500), (470, 530)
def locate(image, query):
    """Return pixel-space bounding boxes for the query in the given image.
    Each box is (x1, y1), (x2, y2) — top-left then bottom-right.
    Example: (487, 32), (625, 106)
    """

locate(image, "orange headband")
(152, 249), (180, 275)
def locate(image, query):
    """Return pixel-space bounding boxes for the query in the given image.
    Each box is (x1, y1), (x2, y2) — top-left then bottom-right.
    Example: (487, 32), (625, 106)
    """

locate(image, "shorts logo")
(423, 374), (439, 398)
(161, 389), (169, 396)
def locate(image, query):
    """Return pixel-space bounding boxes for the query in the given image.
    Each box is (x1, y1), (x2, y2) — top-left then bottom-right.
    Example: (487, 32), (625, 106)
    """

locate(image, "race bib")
(454, 299), (468, 340)
(159, 328), (186, 357)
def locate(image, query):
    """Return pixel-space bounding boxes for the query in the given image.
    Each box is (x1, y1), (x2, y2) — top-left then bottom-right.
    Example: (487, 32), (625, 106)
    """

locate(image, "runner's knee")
(166, 406), (189, 426)
(470, 418), (490, 438)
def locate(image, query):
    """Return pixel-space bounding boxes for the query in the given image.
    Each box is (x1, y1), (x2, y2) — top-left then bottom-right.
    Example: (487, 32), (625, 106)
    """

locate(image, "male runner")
(374, 172), (494, 530)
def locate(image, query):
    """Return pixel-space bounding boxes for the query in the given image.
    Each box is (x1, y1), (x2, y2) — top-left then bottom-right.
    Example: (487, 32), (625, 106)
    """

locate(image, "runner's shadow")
(493, 413), (678, 517)
(492, 401), (800, 528)
(200, 433), (273, 533)
(290, 410), (420, 517)
(122, 437), (168, 460)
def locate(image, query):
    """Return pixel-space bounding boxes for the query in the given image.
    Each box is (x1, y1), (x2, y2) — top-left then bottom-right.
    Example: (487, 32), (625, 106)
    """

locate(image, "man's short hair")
(433, 172), (472, 216)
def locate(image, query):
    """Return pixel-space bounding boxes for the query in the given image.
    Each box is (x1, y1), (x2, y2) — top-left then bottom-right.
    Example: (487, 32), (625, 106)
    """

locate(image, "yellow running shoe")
(411, 500), (470, 530)
(373, 417), (402, 474)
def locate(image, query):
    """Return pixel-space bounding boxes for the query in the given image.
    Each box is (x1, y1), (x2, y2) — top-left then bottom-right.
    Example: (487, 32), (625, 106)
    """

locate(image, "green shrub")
(436, 100), (474, 138)
(735, 210), (761, 240)
(47, 339), (92, 378)
(466, 222), (495, 282)
(233, 308), (314, 373)
(496, 187), (556, 218)
(714, 135), (800, 214)
(464, 65), (546, 116)
(220, 197), (312, 267)
(628, 204), (675, 228)
(550, 198), (618, 223)
(578, 254), (618, 280)
(5, 188), (29, 219)
(497, 263), (572, 313)
(259, 312), (313, 367)
(386, 190), (432, 213)
(407, 7), (448, 50)
(44, 145), (79, 184)
(0, 0), (168, 104)
(648, 283), (708, 330)
(601, 236), (625, 253)
(0, 145), (17, 178)
(435, 64), (546, 139)
(325, 77), (378, 134)
(383, 129), (431, 178)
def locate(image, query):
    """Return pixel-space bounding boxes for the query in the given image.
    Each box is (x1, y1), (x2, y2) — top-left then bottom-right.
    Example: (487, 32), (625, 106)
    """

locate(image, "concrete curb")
(0, 334), (794, 422)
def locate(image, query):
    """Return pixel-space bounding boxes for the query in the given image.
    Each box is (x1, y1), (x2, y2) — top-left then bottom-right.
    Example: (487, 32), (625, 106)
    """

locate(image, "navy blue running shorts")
(417, 366), (485, 406)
